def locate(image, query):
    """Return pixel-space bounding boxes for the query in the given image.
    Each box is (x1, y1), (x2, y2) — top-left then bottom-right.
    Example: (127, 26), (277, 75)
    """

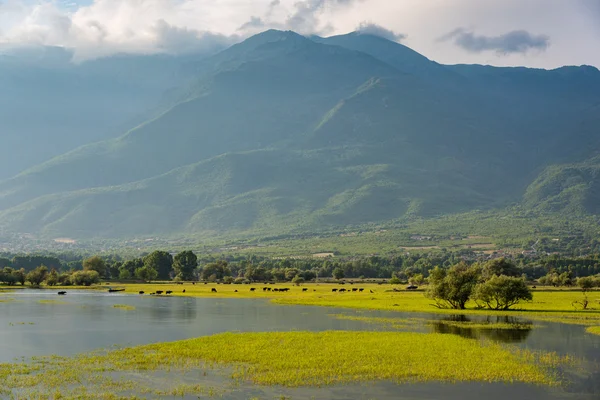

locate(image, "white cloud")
(0, 0), (598, 68)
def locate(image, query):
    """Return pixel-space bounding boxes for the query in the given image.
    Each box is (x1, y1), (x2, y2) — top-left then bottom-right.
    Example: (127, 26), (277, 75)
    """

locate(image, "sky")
(0, 0), (598, 68)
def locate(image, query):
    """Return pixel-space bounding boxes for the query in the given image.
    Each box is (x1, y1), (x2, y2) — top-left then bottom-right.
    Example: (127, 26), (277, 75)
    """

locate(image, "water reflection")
(429, 315), (533, 343)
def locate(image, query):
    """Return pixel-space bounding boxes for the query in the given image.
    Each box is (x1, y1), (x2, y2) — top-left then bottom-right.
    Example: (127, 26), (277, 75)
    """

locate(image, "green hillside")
(0, 30), (599, 239)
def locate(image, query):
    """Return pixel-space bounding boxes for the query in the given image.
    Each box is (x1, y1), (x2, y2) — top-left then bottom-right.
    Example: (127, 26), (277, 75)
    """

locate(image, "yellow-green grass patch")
(0, 331), (568, 398)
(112, 304), (136, 311)
(586, 326), (600, 336)
(38, 299), (68, 305)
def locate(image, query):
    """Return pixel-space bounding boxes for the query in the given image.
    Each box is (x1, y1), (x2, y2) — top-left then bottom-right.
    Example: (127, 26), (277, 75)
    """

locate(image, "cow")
(182, 289), (186, 293)
(156, 290), (163, 295)
(332, 289), (338, 292)
(359, 288), (364, 292)
(250, 288), (256, 292)
(302, 288), (308, 292)
(352, 288), (358, 292)
(138, 291), (144, 295)
(57, 291), (67, 295)
(339, 288), (346, 293)
(166, 291), (172, 295)
(211, 288), (217, 293)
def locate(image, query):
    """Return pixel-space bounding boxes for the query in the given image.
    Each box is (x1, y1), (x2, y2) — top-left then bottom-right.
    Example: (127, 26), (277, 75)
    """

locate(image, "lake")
(1, 289), (599, 399)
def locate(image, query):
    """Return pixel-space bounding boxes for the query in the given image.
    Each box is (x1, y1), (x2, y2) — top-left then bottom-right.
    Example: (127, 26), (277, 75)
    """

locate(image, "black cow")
(339, 288), (346, 293)
(302, 288), (308, 292)
(250, 288), (256, 292)
(183, 289), (186, 293)
(352, 288), (358, 292)
(332, 288), (338, 292)
(138, 291), (144, 295)
(156, 290), (163, 295)
(211, 288), (217, 293)
(57, 291), (67, 295)
(359, 288), (364, 292)
(166, 291), (172, 295)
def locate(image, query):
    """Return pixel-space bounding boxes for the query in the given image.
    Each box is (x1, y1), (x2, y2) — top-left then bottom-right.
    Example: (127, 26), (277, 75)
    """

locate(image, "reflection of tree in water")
(430, 315), (533, 343)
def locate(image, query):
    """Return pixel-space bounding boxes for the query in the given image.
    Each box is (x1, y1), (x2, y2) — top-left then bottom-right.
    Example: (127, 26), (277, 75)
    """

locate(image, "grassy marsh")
(0, 331), (569, 398)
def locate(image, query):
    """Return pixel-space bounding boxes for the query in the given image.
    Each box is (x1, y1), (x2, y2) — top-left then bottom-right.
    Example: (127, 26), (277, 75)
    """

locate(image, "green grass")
(112, 304), (135, 311)
(586, 326), (600, 336)
(0, 331), (569, 399)
(38, 299), (68, 305)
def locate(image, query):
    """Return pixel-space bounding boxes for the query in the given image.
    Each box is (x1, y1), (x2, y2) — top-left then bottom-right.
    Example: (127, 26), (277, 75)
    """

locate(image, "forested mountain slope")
(0, 30), (599, 238)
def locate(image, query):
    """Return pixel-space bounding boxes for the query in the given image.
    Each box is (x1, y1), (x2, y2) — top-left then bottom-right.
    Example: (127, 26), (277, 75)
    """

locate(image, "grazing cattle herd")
(58, 282), (416, 297)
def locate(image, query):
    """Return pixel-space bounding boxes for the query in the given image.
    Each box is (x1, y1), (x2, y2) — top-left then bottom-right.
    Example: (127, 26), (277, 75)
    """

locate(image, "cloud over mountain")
(440, 28), (550, 55)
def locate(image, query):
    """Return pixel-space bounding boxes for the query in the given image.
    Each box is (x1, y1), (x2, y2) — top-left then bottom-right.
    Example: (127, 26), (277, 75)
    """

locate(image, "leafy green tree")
(83, 256), (107, 278)
(26, 265), (48, 287)
(119, 267), (132, 280)
(173, 251), (197, 281)
(333, 267), (345, 280)
(409, 273), (424, 286)
(291, 275), (305, 286)
(109, 262), (122, 280)
(14, 268), (26, 286)
(71, 270), (100, 286)
(143, 251), (173, 280)
(201, 260), (231, 281)
(135, 266), (158, 282)
(389, 276), (401, 285)
(46, 268), (59, 286)
(473, 275), (532, 310)
(426, 263), (481, 309)
(481, 258), (521, 280)
(573, 276), (597, 310)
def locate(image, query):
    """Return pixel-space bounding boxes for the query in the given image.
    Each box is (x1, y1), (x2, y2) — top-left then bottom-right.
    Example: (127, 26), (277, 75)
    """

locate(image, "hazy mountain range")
(1, 30), (599, 239)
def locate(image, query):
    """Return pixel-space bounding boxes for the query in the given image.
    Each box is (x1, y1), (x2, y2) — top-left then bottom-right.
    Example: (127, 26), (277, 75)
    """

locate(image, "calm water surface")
(1, 289), (599, 399)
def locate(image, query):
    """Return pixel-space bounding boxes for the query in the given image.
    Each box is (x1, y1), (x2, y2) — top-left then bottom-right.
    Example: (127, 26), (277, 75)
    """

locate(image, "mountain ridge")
(1, 29), (599, 238)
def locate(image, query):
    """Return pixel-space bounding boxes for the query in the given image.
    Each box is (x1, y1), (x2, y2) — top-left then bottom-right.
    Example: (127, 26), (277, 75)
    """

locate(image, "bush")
(26, 265), (48, 287)
(389, 277), (402, 285)
(473, 275), (532, 310)
(291, 275), (305, 286)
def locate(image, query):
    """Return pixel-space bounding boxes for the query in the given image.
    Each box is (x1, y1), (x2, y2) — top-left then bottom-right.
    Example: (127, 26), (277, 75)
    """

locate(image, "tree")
(389, 276), (401, 285)
(573, 276), (597, 310)
(409, 273), (424, 286)
(71, 270), (100, 286)
(481, 258), (521, 280)
(473, 275), (533, 310)
(173, 251), (197, 281)
(135, 266), (158, 282)
(14, 268), (26, 286)
(291, 275), (305, 286)
(143, 251), (173, 280)
(426, 263), (480, 310)
(83, 256), (107, 278)
(201, 260), (231, 281)
(26, 265), (48, 287)
(119, 268), (132, 280)
(333, 267), (345, 280)
(46, 268), (59, 286)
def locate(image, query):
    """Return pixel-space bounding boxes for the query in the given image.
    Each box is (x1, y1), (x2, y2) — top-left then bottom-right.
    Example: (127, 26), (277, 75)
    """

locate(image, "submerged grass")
(112, 304), (136, 311)
(38, 299), (68, 305)
(0, 331), (567, 398)
(330, 314), (535, 331)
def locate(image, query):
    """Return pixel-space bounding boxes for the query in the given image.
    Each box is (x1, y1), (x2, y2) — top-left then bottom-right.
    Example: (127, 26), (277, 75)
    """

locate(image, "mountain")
(0, 30), (599, 239)
(0, 46), (213, 179)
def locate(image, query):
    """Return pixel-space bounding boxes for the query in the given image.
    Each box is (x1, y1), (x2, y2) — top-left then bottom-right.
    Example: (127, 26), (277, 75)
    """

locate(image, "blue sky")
(1, 0), (599, 67)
